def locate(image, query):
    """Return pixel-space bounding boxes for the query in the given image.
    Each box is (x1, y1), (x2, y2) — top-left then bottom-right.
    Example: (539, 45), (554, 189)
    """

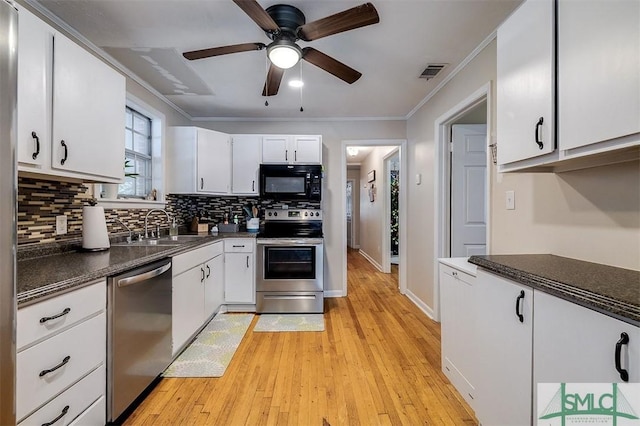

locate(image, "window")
(121, 106), (152, 198)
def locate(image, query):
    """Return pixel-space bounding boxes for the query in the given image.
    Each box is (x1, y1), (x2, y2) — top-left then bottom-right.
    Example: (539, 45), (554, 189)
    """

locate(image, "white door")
(231, 134), (261, 194)
(197, 129), (230, 194)
(451, 124), (487, 257)
(293, 136), (321, 163)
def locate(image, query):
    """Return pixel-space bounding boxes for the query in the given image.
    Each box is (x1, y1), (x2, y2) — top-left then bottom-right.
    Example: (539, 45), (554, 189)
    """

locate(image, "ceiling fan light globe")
(267, 41), (301, 69)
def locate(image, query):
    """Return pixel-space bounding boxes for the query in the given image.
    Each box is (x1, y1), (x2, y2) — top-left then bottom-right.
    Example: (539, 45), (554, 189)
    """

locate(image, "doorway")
(433, 82), (492, 320)
(342, 140), (407, 297)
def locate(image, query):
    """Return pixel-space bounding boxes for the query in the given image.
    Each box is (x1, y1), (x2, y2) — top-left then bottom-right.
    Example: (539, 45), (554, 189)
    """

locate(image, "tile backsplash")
(17, 176), (320, 246)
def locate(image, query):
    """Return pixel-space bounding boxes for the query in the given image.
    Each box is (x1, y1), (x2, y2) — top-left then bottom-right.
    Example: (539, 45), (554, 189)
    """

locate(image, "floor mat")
(253, 314), (325, 332)
(163, 313), (253, 377)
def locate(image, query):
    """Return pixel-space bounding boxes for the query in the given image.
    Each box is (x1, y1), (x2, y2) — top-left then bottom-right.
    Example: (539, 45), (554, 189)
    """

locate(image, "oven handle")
(257, 239), (323, 246)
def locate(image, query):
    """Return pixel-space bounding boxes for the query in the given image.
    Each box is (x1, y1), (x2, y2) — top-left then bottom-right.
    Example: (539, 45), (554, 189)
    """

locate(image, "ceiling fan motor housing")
(265, 4), (306, 39)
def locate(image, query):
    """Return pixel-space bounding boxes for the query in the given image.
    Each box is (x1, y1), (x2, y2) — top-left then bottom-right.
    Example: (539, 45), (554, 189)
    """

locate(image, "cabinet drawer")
(18, 365), (105, 425)
(224, 239), (254, 253)
(439, 264), (474, 283)
(68, 395), (105, 426)
(18, 280), (106, 351)
(173, 241), (223, 276)
(17, 312), (106, 420)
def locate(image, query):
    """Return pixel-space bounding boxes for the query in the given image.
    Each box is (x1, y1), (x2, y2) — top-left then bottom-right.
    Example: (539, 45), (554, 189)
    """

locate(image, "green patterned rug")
(163, 313), (253, 378)
(253, 314), (325, 332)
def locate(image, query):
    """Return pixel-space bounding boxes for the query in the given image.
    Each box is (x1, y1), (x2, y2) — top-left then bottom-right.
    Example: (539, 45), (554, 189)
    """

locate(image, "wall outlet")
(505, 190), (515, 210)
(56, 215), (67, 235)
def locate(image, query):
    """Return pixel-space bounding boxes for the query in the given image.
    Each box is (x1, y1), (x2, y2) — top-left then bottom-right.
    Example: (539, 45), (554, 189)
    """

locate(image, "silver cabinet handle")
(117, 262), (171, 288)
(263, 295), (316, 300)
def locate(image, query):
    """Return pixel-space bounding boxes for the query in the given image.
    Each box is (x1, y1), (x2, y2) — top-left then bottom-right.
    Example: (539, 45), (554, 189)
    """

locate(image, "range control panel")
(264, 209), (322, 221)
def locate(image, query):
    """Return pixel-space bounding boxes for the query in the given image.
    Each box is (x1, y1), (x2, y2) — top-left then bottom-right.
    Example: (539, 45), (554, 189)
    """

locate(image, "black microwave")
(259, 164), (322, 201)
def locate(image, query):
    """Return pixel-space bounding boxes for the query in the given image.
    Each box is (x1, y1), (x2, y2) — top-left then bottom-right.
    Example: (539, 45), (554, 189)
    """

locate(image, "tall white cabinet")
(17, 6), (125, 182)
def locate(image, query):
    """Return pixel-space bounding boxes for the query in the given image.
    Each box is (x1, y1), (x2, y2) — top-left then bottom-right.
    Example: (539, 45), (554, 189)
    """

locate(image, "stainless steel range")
(256, 209), (324, 313)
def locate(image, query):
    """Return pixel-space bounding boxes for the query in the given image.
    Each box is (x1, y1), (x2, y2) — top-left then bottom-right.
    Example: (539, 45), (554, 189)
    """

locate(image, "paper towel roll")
(82, 206), (110, 250)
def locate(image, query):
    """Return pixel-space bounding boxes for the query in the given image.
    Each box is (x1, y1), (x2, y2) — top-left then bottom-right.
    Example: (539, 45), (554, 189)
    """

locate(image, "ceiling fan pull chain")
(299, 60), (304, 112)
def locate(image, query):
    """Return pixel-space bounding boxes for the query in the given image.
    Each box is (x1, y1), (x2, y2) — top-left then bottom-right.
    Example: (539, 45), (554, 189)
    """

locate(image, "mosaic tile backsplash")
(17, 176), (320, 246)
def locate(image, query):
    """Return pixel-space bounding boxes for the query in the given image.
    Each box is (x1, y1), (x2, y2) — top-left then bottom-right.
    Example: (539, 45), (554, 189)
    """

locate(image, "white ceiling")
(34, 0), (522, 120)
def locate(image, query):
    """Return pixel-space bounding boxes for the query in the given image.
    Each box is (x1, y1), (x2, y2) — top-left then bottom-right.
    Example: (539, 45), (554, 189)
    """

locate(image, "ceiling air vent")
(419, 64), (447, 80)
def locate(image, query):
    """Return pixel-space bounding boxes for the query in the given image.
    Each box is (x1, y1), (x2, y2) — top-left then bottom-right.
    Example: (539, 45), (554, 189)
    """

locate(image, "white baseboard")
(405, 289), (436, 321)
(359, 249), (383, 272)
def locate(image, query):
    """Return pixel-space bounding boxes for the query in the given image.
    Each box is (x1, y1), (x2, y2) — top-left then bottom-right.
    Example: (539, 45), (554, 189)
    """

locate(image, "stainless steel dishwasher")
(107, 258), (172, 423)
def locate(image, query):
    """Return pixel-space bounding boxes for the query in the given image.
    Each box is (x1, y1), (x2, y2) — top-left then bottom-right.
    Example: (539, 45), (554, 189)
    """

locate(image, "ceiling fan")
(182, 0), (380, 96)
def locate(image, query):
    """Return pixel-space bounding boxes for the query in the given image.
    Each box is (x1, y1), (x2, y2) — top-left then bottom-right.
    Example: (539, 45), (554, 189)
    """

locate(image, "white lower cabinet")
(172, 241), (224, 355)
(439, 262), (478, 409)
(224, 239), (255, 305)
(16, 280), (106, 425)
(474, 270), (533, 426)
(534, 291), (640, 402)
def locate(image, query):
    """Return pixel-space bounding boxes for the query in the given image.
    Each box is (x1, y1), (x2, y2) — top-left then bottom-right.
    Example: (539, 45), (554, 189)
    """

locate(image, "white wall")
(358, 146), (396, 268)
(194, 121), (406, 295)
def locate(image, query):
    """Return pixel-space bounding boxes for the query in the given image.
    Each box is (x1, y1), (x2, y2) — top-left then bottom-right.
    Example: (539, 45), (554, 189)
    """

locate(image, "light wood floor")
(124, 249), (477, 425)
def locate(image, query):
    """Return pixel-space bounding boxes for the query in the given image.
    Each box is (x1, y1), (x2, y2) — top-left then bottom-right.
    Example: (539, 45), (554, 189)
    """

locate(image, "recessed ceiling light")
(288, 79), (304, 88)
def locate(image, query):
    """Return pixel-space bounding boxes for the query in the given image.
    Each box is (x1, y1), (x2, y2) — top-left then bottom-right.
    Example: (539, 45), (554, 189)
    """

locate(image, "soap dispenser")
(169, 218), (178, 237)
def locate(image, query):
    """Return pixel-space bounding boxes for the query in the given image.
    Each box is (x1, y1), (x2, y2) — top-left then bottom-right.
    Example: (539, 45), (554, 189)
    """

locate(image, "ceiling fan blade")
(263, 63), (284, 96)
(233, 0), (280, 33)
(297, 2), (379, 42)
(302, 47), (362, 84)
(183, 43), (265, 60)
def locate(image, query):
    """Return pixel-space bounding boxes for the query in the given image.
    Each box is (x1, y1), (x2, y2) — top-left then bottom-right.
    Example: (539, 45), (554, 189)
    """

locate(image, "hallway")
(124, 250), (476, 425)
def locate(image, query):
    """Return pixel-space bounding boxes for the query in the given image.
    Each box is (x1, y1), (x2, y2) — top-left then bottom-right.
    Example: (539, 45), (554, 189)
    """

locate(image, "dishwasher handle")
(117, 262), (171, 288)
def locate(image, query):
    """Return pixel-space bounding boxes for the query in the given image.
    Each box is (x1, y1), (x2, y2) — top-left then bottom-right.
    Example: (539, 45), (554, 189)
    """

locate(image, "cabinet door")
(439, 264), (477, 408)
(293, 136), (322, 164)
(497, 0), (555, 165)
(225, 253), (255, 304)
(558, 0), (640, 151)
(204, 255), (224, 320)
(17, 7), (51, 169)
(232, 134), (261, 194)
(534, 290), (640, 384)
(51, 34), (125, 180)
(262, 135), (290, 163)
(196, 128), (230, 194)
(172, 266), (205, 355)
(474, 270), (533, 426)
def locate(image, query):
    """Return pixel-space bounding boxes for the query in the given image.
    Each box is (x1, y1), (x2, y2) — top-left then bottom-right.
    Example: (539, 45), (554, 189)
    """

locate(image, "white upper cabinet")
(17, 7), (125, 182)
(262, 135), (322, 164)
(51, 35), (125, 179)
(497, 0), (555, 166)
(558, 0), (640, 153)
(231, 134), (261, 195)
(166, 127), (231, 195)
(497, 0), (640, 172)
(17, 7), (51, 170)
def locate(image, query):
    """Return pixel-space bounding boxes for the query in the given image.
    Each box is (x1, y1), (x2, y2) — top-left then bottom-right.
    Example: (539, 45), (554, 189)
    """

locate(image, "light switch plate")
(506, 190), (515, 210)
(56, 215), (67, 235)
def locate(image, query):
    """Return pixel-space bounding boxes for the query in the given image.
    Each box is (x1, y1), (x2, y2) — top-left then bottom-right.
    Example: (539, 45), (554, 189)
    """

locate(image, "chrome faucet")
(115, 218), (132, 244)
(144, 208), (171, 239)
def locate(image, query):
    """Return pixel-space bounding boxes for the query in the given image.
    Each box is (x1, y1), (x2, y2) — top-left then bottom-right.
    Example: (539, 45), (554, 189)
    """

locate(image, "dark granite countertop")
(468, 254), (640, 327)
(17, 232), (257, 307)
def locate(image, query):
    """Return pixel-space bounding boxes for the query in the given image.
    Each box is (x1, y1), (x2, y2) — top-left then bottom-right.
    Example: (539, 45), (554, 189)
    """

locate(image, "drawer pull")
(39, 355), (71, 377)
(615, 332), (630, 382)
(515, 290), (525, 323)
(233, 245), (245, 248)
(41, 405), (69, 426)
(40, 308), (71, 324)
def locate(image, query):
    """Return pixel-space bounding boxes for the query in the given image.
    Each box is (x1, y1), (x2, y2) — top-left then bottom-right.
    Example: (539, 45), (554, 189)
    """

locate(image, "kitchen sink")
(112, 235), (208, 247)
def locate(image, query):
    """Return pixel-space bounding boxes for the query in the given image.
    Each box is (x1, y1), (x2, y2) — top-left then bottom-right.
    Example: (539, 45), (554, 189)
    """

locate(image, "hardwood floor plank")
(123, 249), (478, 425)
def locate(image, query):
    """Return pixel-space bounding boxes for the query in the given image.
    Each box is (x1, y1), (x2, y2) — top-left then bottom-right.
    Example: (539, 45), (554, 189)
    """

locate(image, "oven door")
(256, 239), (324, 292)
